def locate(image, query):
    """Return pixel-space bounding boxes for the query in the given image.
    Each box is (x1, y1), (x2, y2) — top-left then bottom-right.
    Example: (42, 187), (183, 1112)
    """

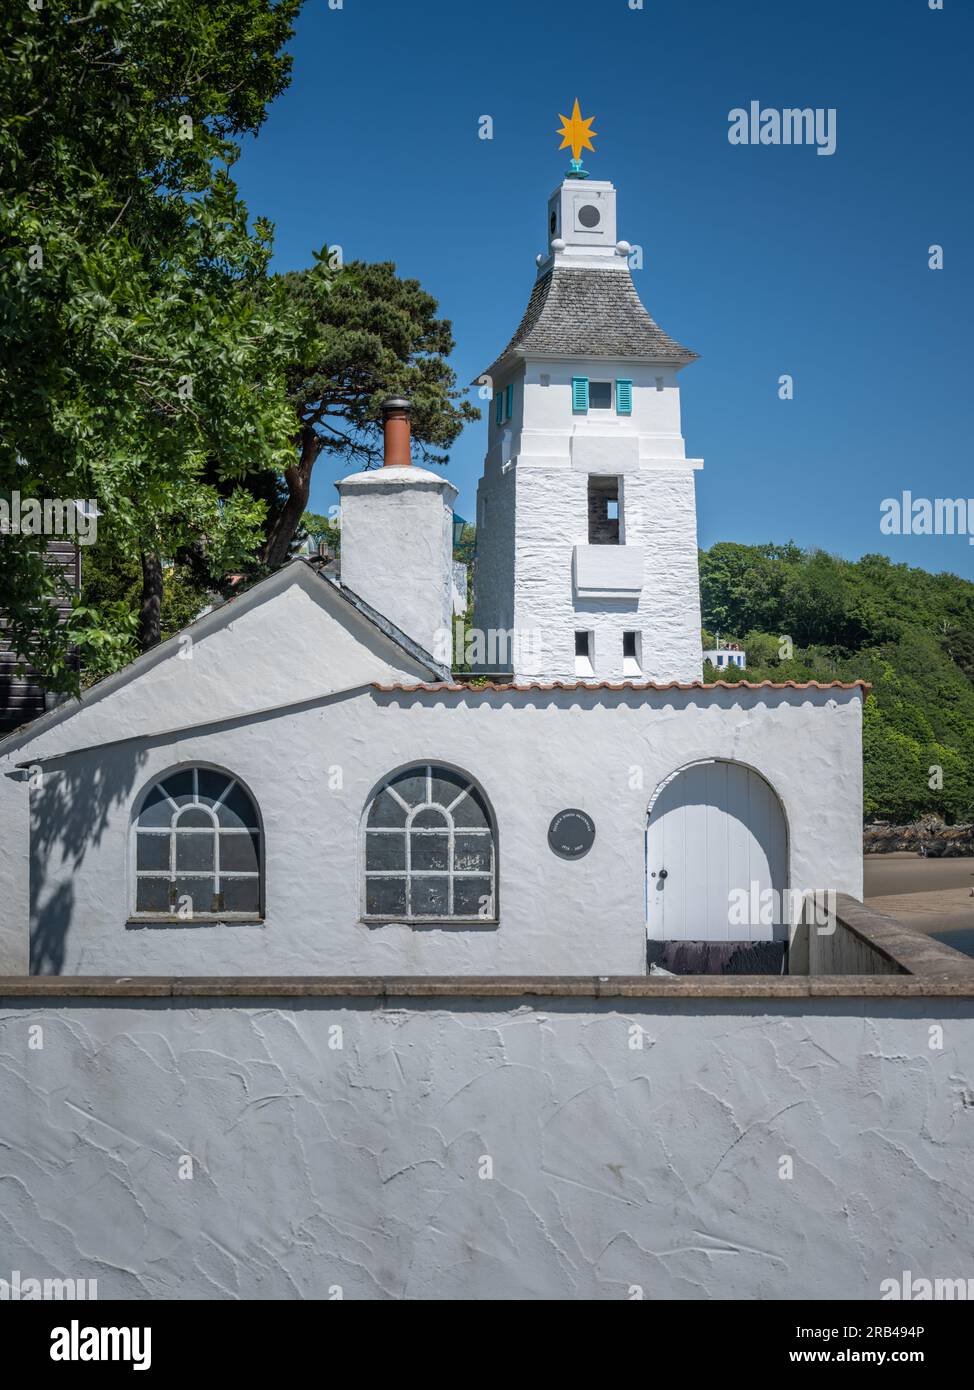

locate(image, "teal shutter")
(495, 390), (503, 426)
(505, 383), (513, 419)
(572, 376), (589, 413)
(616, 379), (633, 415)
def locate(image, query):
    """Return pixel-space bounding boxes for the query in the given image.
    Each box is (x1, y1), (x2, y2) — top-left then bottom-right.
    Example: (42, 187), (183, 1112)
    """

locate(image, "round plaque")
(548, 808), (596, 860)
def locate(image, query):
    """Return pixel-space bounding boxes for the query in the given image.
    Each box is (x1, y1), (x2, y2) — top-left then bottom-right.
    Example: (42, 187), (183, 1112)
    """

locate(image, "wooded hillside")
(699, 543), (974, 823)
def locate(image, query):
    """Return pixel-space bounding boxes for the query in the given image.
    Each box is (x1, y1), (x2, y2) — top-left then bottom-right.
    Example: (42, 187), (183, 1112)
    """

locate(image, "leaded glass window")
(132, 768), (262, 920)
(365, 764), (496, 921)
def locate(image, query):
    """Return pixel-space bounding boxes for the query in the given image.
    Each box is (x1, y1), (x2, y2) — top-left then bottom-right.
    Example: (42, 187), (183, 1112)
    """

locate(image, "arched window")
(132, 768), (262, 921)
(364, 764), (496, 922)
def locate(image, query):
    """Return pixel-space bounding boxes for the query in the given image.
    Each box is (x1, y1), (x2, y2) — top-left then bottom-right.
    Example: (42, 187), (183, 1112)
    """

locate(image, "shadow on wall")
(27, 749), (148, 974)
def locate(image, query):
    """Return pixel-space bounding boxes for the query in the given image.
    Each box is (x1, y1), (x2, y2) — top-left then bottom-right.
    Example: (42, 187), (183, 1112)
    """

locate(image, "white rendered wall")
(12, 685), (864, 977)
(512, 463), (703, 681)
(1, 994), (970, 1299)
(475, 357), (703, 681)
(338, 468), (457, 660)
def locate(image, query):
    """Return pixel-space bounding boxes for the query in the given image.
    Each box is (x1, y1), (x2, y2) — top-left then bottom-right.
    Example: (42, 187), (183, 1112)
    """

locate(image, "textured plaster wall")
(474, 354), (703, 683)
(512, 464), (703, 682)
(338, 470), (456, 661)
(0, 770), (28, 974)
(473, 458), (516, 666)
(13, 684), (862, 977)
(1, 996), (971, 1300)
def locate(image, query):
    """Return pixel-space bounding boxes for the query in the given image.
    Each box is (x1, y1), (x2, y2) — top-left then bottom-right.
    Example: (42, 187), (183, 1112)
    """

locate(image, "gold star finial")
(556, 99), (597, 165)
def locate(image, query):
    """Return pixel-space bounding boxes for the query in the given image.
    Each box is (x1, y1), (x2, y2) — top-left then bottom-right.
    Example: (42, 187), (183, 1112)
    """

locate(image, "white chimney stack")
(335, 398), (458, 662)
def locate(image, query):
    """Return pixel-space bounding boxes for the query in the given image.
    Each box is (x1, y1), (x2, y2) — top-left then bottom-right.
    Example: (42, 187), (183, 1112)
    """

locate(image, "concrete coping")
(828, 894), (974, 979)
(2, 897), (972, 1001)
(2, 975), (974, 1000)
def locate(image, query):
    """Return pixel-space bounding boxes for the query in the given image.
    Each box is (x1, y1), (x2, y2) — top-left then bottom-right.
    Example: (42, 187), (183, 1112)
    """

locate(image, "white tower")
(473, 171), (704, 683)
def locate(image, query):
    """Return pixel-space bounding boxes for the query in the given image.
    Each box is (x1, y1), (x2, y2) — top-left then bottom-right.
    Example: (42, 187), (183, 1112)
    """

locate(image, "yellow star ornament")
(557, 100), (597, 164)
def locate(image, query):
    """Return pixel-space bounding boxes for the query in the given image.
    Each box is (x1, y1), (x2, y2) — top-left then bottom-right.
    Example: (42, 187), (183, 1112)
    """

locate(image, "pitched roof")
(480, 266), (698, 381)
(374, 679), (871, 695)
(0, 560), (449, 759)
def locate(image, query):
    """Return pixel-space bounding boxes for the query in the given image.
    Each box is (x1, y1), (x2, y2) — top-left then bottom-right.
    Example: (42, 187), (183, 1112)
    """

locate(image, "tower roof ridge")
(478, 263), (698, 384)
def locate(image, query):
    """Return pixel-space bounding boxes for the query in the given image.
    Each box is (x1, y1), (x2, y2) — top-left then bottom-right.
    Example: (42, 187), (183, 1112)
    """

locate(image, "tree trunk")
(262, 427), (320, 571)
(139, 549), (164, 651)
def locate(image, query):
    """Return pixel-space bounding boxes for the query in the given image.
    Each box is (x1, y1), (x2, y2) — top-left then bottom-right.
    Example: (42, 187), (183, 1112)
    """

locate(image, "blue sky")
(233, 0), (973, 580)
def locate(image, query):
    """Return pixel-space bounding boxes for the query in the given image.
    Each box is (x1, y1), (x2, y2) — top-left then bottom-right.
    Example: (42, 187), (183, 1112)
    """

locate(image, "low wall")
(2, 977), (973, 1300)
(789, 894), (974, 978)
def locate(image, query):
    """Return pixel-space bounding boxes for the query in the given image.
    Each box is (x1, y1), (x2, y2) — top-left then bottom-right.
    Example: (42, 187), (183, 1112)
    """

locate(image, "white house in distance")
(704, 641), (747, 672)
(0, 136), (865, 979)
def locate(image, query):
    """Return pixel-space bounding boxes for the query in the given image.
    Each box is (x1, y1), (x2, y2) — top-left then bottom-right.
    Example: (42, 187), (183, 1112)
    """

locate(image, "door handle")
(657, 868), (668, 881)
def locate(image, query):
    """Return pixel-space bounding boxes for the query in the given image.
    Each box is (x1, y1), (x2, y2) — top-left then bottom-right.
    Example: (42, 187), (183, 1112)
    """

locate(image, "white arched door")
(646, 761), (788, 941)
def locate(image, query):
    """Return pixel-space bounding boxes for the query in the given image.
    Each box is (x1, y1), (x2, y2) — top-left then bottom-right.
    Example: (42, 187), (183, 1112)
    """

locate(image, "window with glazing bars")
(364, 764), (496, 921)
(132, 767), (262, 920)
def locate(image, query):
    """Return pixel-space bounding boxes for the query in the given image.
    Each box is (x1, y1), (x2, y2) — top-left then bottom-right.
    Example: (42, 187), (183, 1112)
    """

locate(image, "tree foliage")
(1, 0), (308, 683)
(255, 261), (480, 569)
(699, 543), (974, 822)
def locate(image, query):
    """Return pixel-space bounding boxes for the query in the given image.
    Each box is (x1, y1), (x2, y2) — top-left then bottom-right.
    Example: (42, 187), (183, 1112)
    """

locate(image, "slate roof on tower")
(480, 265), (698, 382)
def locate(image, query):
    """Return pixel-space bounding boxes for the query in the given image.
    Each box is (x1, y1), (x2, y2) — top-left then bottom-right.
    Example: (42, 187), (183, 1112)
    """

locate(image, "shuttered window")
(505, 383), (513, 419)
(495, 390), (503, 426)
(616, 379), (633, 415)
(572, 376), (589, 413)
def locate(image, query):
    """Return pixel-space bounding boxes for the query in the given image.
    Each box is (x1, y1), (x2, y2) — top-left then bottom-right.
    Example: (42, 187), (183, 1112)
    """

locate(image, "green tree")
(258, 261), (480, 569)
(700, 542), (974, 822)
(1, 0), (308, 681)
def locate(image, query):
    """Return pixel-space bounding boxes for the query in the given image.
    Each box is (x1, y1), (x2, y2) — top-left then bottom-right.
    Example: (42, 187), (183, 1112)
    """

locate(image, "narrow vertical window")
(616, 379), (633, 415)
(588, 476), (620, 544)
(574, 630), (595, 679)
(623, 631), (642, 677)
(505, 382), (514, 419)
(495, 390), (503, 426)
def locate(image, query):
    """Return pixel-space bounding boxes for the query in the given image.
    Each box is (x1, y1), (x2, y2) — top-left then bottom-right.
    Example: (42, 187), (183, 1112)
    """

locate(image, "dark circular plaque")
(577, 204), (601, 228)
(548, 808), (596, 860)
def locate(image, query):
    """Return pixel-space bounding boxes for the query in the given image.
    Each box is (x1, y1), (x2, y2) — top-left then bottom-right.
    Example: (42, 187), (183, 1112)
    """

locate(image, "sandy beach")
(863, 852), (974, 958)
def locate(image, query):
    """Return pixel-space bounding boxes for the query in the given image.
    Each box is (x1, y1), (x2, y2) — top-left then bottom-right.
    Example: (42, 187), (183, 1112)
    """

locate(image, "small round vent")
(577, 204), (601, 229)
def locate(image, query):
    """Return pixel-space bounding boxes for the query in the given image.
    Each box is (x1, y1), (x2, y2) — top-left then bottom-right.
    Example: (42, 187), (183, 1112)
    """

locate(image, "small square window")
(589, 381), (612, 410)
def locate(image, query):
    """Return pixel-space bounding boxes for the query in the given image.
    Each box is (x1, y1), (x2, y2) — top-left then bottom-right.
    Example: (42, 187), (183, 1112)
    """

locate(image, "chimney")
(382, 397), (412, 467)
(335, 396), (458, 664)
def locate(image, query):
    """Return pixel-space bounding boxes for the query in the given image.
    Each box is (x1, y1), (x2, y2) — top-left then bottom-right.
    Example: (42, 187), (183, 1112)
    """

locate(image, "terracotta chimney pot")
(382, 397), (412, 467)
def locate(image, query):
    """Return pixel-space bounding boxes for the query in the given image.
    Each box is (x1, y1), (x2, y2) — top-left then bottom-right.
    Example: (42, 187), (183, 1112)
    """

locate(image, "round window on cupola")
(577, 204), (601, 229)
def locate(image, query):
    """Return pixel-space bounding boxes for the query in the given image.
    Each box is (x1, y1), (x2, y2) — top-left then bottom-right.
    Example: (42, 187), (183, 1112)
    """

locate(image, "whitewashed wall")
(0, 994), (969, 1300)
(338, 467), (457, 660)
(512, 464), (703, 682)
(475, 354), (703, 683)
(7, 684), (863, 977)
